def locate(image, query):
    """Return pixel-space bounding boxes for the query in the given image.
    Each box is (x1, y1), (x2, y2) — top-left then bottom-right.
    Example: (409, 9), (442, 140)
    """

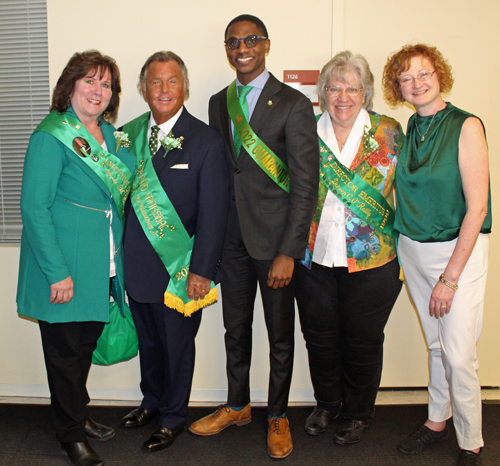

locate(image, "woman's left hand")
(429, 281), (455, 318)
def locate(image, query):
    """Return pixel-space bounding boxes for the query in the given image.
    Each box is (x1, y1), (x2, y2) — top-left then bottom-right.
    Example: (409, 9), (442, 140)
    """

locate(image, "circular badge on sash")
(72, 137), (91, 157)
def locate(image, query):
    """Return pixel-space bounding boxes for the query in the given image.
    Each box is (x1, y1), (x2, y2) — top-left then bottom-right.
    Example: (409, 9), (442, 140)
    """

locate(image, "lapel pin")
(267, 100), (273, 106)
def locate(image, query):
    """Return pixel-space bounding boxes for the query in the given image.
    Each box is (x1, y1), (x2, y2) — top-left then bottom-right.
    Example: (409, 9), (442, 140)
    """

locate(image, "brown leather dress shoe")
(267, 417), (293, 459)
(189, 404), (251, 436)
(121, 408), (156, 428)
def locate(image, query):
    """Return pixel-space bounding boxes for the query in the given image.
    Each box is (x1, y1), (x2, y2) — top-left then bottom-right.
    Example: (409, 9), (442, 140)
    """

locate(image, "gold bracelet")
(439, 273), (458, 292)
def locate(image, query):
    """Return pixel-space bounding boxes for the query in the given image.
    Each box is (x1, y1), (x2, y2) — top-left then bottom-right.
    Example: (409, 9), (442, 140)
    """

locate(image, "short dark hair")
(224, 14), (268, 40)
(50, 50), (121, 123)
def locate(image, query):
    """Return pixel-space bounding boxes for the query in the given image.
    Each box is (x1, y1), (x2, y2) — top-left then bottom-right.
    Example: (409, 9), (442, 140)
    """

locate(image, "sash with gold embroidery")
(123, 113), (217, 316)
(35, 111), (133, 222)
(227, 80), (290, 192)
(318, 133), (397, 237)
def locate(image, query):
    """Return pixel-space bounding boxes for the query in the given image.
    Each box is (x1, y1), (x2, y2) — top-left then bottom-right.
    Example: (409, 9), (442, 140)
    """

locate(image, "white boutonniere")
(113, 131), (132, 152)
(160, 131), (184, 157)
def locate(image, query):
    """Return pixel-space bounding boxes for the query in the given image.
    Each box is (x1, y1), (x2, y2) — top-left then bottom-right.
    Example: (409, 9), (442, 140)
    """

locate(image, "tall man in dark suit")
(120, 51), (229, 453)
(189, 15), (318, 458)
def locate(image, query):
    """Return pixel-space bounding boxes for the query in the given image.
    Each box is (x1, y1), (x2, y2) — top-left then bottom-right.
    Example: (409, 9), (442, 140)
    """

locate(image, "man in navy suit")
(120, 51), (229, 453)
(189, 15), (318, 458)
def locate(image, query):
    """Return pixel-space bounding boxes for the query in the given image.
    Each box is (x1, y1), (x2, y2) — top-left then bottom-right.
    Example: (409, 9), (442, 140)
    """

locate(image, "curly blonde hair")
(382, 44), (453, 108)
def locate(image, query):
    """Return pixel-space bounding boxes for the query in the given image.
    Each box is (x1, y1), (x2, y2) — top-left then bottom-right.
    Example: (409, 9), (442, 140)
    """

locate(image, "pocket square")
(170, 164), (189, 169)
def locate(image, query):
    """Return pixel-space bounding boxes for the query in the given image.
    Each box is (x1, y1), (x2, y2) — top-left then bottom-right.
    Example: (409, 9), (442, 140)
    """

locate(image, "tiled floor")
(1, 388), (499, 406)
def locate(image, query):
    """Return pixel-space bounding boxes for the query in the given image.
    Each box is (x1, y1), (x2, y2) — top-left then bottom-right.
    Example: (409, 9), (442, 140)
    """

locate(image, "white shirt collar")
(317, 108), (371, 166)
(236, 68), (270, 91)
(148, 106), (184, 138)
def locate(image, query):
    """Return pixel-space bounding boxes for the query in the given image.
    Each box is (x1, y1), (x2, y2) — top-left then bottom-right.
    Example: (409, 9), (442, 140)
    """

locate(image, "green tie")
(149, 125), (160, 157)
(233, 85), (253, 156)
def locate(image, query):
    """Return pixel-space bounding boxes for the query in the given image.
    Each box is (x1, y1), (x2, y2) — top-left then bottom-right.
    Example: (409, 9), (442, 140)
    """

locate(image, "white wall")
(1, 0), (498, 403)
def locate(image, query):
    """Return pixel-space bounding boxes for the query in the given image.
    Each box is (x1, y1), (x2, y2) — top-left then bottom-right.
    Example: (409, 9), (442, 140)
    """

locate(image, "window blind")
(0, 0), (50, 243)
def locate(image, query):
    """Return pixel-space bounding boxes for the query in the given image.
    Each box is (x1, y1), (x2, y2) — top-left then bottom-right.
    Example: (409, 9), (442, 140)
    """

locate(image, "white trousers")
(398, 234), (489, 450)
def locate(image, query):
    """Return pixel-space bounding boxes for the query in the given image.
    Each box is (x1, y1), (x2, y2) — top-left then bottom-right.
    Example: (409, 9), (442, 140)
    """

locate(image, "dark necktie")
(149, 125), (160, 157)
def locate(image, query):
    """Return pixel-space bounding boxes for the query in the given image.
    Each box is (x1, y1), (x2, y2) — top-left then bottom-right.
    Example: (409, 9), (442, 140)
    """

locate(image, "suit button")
(349, 236), (356, 242)
(232, 196), (236, 201)
(235, 168), (241, 174)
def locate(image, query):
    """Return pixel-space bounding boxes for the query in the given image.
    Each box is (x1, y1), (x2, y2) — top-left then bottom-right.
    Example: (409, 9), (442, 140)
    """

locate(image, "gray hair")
(317, 50), (374, 112)
(138, 51), (190, 100)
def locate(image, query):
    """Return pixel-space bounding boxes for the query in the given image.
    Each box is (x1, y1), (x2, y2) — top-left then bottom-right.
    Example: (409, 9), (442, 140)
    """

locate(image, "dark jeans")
(295, 258), (402, 420)
(39, 320), (105, 442)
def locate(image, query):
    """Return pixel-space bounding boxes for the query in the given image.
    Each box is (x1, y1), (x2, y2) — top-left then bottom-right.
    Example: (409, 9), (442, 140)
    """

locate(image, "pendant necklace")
(415, 111), (437, 142)
(415, 102), (446, 141)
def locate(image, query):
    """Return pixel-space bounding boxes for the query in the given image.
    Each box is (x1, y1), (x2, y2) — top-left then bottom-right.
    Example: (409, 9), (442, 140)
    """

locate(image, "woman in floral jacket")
(295, 51), (404, 446)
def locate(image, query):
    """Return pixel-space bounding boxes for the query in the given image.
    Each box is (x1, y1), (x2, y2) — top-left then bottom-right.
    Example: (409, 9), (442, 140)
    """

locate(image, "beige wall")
(1, 0), (498, 402)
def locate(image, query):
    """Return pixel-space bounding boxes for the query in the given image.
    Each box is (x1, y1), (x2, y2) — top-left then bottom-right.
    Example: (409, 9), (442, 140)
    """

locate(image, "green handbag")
(92, 301), (139, 365)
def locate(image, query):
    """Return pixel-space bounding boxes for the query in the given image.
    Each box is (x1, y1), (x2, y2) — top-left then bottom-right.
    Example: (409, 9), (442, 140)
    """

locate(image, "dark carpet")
(1, 404), (499, 465)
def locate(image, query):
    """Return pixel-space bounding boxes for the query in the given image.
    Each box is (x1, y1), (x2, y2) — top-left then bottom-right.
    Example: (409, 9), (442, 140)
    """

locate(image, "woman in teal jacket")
(16, 51), (135, 466)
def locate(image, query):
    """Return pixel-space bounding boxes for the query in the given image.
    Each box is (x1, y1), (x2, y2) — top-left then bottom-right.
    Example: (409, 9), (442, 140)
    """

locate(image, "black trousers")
(129, 298), (202, 430)
(295, 258), (402, 420)
(39, 320), (104, 443)
(220, 220), (295, 416)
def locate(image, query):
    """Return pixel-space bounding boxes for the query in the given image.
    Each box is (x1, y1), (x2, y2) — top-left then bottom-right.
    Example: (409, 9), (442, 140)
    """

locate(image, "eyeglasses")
(399, 70), (436, 87)
(224, 35), (268, 50)
(324, 86), (364, 97)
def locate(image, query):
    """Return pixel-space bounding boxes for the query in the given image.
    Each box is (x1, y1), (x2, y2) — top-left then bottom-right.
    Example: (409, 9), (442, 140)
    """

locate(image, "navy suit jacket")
(123, 107), (229, 303)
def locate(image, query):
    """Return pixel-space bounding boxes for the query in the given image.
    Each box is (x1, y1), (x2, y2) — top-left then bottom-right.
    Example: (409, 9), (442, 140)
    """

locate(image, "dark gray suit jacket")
(209, 73), (319, 261)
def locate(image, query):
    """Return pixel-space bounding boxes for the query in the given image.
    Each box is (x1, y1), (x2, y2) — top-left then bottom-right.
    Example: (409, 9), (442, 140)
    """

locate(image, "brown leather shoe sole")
(268, 445), (293, 459)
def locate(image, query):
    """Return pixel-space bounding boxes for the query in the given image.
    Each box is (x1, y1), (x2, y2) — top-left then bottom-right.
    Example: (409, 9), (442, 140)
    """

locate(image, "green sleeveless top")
(394, 103), (492, 242)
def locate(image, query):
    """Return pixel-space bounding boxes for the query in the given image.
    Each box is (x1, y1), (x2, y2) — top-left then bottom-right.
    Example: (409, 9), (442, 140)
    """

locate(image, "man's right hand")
(267, 254), (294, 289)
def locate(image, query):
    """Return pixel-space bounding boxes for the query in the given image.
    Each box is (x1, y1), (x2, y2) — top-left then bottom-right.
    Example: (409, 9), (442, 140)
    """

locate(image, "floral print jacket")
(303, 111), (404, 273)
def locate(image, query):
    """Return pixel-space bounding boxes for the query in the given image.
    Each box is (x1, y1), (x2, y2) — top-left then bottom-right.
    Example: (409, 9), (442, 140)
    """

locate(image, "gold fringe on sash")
(164, 288), (218, 317)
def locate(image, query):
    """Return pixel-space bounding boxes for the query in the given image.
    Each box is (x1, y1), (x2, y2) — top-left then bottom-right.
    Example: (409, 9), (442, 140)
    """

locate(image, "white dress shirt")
(148, 106), (184, 150)
(312, 108), (371, 268)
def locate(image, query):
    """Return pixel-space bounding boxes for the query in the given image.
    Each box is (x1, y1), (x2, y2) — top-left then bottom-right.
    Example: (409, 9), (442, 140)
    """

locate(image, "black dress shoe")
(121, 408), (155, 428)
(305, 405), (340, 435)
(85, 418), (115, 441)
(142, 426), (184, 452)
(60, 440), (105, 466)
(334, 418), (369, 445)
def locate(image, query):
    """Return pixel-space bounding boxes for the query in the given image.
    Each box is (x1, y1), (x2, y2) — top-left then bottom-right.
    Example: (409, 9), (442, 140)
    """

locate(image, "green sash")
(226, 81), (290, 192)
(318, 134), (397, 237)
(35, 111), (133, 222)
(123, 113), (217, 316)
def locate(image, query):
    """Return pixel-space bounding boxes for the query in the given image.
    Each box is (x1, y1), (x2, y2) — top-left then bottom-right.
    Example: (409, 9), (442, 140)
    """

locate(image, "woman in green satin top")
(383, 44), (490, 466)
(16, 51), (135, 466)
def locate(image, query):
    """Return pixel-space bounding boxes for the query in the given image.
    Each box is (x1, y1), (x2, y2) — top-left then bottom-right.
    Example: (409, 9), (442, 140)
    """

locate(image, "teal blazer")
(16, 108), (136, 323)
